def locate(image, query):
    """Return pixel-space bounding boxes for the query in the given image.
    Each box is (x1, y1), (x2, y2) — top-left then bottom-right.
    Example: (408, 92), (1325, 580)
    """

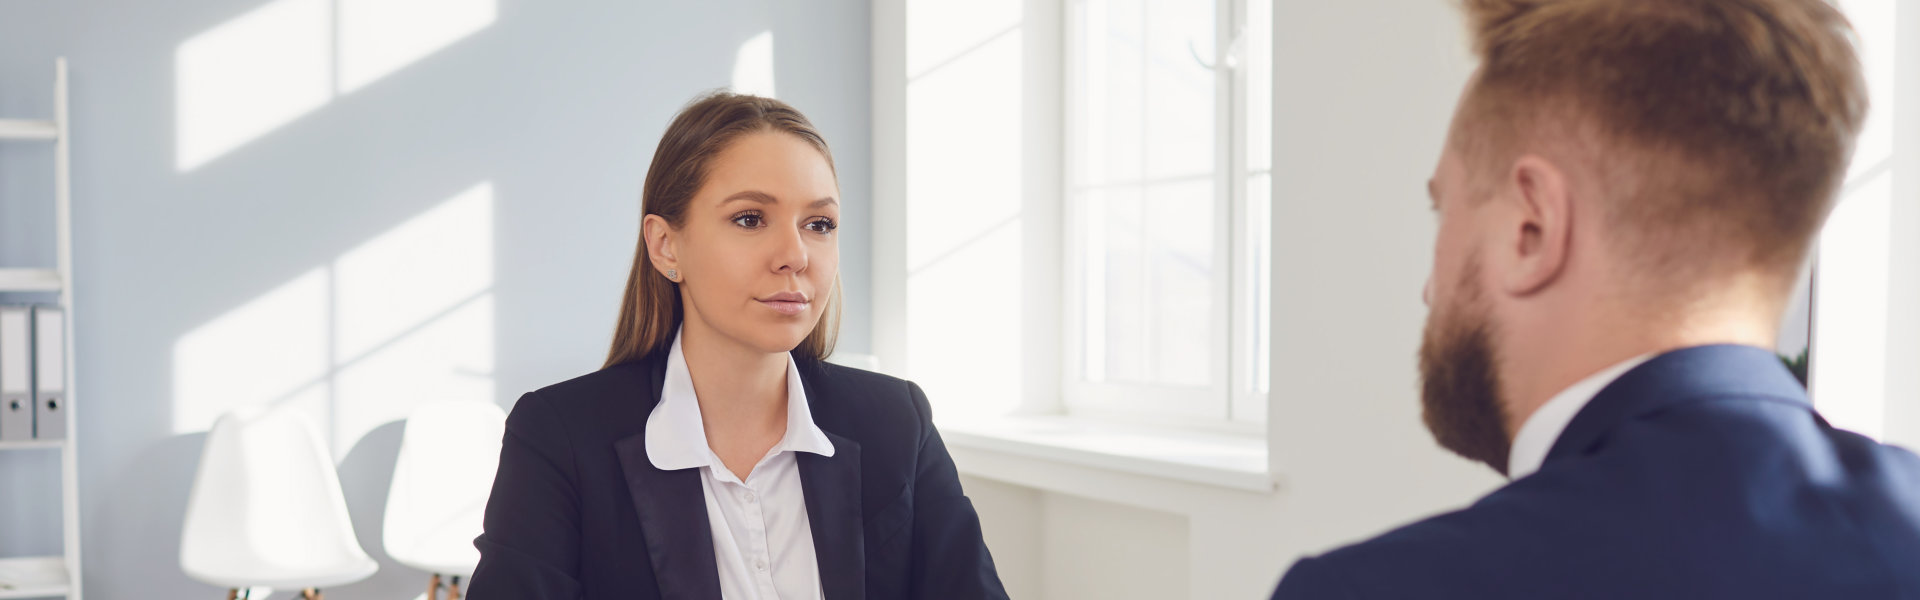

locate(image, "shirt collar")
(1506, 353), (1655, 480)
(646, 326), (836, 472)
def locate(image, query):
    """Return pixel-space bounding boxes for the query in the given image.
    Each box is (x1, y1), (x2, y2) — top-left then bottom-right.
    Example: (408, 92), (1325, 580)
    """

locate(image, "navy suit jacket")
(465, 351), (1008, 600)
(1273, 344), (1920, 599)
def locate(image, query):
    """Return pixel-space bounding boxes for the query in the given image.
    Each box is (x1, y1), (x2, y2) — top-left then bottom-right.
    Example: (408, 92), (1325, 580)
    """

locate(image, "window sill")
(937, 415), (1277, 493)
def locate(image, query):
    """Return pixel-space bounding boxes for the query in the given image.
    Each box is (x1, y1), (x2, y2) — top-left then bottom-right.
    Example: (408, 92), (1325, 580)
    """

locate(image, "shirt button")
(744, 492), (757, 503)
(755, 559), (768, 572)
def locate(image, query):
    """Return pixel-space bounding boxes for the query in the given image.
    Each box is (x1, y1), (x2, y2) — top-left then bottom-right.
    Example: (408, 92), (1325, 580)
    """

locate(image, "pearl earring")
(666, 269), (679, 281)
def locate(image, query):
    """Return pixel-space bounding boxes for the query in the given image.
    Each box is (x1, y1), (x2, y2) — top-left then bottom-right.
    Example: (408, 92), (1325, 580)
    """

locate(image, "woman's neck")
(679, 318), (789, 443)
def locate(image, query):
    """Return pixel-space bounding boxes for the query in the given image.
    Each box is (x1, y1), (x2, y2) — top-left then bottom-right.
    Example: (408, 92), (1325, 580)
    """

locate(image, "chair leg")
(429, 573), (443, 600)
(448, 575), (463, 600)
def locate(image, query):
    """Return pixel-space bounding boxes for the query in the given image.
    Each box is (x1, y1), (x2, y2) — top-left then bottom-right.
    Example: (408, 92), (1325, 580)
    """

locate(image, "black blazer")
(465, 351), (1009, 600)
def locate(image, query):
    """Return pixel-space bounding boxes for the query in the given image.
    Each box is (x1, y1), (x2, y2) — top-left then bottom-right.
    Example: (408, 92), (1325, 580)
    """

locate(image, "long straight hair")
(603, 92), (842, 369)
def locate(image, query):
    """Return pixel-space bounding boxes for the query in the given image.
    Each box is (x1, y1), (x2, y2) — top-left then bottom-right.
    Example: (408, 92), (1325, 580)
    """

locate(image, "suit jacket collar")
(612, 349), (866, 600)
(1543, 344), (1809, 469)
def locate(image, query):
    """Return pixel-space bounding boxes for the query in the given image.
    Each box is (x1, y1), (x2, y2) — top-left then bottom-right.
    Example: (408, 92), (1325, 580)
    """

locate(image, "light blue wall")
(0, 0), (871, 597)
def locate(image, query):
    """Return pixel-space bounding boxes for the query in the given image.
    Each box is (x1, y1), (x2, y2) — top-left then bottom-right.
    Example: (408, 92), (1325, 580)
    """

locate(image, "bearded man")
(1271, 1), (1920, 598)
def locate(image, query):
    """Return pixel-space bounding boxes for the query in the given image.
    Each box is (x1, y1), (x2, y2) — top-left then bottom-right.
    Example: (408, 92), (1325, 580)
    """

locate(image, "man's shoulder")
(1273, 503), (1534, 599)
(1272, 411), (1920, 599)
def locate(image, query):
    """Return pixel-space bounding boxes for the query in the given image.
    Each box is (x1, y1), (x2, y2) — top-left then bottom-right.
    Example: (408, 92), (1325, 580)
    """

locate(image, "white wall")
(946, 0), (1505, 597)
(0, 1), (872, 598)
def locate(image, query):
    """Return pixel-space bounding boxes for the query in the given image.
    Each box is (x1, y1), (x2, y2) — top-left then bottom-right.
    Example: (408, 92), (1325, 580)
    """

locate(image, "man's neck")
(1499, 308), (1779, 437)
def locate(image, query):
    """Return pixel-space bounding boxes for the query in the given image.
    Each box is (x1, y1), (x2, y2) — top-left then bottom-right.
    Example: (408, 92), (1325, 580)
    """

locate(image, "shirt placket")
(736, 474), (780, 598)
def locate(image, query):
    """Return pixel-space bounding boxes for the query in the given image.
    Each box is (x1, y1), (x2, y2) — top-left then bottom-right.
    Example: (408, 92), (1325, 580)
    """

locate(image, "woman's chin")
(742, 328), (813, 355)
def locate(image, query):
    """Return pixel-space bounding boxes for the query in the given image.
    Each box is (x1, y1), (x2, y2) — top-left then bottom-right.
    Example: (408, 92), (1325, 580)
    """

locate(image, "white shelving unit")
(0, 58), (81, 600)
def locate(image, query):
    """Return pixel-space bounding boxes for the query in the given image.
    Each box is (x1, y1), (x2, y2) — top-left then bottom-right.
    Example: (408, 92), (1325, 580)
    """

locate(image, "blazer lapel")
(612, 352), (723, 600)
(800, 432), (865, 600)
(615, 435), (721, 600)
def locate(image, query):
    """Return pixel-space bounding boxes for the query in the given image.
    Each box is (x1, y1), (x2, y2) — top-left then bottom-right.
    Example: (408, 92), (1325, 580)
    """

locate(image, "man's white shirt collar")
(1506, 353), (1655, 479)
(646, 328), (836, 474)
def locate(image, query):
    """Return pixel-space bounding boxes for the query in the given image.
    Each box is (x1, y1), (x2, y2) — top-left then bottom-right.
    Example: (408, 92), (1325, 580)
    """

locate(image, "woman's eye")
(732, 213), (763, 228)
(806, 218), (838, 234)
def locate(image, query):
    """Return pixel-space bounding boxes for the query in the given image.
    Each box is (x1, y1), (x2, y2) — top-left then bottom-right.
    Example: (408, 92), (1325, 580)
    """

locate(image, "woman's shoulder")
(532, 357), (658, 402)
(799, 359), (934, 428)
(506, 355), (664, 434)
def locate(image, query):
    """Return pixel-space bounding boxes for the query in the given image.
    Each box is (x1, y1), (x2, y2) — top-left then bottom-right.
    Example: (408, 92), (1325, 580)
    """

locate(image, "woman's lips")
(757, 291), (810, 316)
(759, 299), (809, 316)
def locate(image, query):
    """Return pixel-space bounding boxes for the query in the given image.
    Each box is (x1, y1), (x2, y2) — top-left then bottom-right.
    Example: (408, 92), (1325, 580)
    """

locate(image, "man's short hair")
(1457, 0), (1866, 285)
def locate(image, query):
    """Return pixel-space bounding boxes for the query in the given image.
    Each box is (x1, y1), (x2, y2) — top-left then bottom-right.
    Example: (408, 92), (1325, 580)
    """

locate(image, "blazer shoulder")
(805, 359), (911, 389)
(1291, 504), (1533, 597)
(800, 360), (937, 442)
(805, 360), (922, 405)
(1272, 556), (1355, 600)
(528, 358), (657, 405)
(506, 358), (662, 445)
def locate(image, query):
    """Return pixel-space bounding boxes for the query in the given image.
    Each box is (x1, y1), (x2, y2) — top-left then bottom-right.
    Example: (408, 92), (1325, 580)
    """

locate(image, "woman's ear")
(643, 214), (680, 281)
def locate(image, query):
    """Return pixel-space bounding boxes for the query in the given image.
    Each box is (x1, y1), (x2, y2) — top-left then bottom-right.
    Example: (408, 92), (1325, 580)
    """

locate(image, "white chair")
(180, 407), (377, 600)
(383, 399), (506, 600)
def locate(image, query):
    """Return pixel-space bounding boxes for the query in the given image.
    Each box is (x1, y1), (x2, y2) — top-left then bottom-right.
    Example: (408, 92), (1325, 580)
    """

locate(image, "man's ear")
(643, 214), (680, 280)
(1501, 154), (1573, 296)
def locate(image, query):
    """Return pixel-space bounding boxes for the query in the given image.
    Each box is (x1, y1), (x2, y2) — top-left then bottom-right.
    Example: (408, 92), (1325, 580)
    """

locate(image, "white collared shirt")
(1507, 353), (1655, 480)
(646, 329), (836, 600)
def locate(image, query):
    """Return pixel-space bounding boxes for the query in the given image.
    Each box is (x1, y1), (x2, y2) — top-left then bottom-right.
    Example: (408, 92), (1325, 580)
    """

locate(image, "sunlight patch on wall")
(176, 0), (496, 171)
(732, 31), (777, 98)
(337, 0), (498, 93)
(333, 183), (493, 360)
(173, 268), (331, 434)
(173, 183), (496, 461)
(175, 0), (332, 171)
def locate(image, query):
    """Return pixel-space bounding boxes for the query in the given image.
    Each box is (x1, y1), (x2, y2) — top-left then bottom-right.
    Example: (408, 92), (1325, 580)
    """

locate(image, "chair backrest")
(180, 406), (372, 586)
(383, 399), (506, 576)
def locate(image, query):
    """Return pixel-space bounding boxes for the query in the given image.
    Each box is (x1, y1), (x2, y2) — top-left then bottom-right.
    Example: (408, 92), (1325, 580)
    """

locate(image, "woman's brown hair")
(603, 91), (842, 368)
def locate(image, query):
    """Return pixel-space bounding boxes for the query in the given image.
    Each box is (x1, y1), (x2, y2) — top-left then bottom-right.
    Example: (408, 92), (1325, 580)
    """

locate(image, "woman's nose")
(773, 225), (809, 273)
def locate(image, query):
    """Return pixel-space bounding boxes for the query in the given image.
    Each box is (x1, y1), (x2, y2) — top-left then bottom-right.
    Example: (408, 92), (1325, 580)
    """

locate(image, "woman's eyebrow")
(721, 190), (779, 206)
(720, 190), (838, 209)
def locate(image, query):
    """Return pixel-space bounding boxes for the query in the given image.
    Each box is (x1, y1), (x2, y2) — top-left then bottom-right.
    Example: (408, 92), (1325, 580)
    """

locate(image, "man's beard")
(1418, 260), (1513, 475)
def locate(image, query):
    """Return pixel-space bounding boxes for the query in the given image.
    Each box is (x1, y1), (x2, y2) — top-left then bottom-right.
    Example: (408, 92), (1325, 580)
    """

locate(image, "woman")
(466, 92), (1008, 600)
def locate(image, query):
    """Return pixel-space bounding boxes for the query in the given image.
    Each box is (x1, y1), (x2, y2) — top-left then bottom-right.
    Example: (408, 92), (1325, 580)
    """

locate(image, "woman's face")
(647, 130), (840, 355)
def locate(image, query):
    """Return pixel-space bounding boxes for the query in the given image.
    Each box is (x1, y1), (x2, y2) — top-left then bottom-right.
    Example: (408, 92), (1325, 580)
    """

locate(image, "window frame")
(1059, 0), (1269, 430)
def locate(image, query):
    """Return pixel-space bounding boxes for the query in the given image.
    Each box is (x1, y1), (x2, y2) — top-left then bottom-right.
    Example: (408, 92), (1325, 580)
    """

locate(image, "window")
(878, 0), (1272, 433)
(1063, 0), (1272, 427)
(1808, 0), (1913, 443)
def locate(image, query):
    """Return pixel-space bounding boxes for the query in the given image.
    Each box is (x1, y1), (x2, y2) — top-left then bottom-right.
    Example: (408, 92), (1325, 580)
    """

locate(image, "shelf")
(0, 556), (68, 599)
(0, 440), (63, 452)
(0, 58), (78, 600)
(0, 271), (61, 294)
(0, 121), (57, 142)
